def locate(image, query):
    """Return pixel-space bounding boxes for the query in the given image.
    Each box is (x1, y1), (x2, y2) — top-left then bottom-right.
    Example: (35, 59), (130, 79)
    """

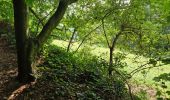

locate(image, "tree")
(12, 0), (77, 83)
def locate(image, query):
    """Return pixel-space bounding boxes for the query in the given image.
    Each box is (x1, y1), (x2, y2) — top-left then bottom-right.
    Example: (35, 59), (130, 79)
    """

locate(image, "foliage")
(0, 0), (13, 21)
(0, 0), (170, 99)
(135, 90), (148, 100)
(153, 73), (170, 99)
(0, 20), (15, 45)
(37, 45), (131, 99)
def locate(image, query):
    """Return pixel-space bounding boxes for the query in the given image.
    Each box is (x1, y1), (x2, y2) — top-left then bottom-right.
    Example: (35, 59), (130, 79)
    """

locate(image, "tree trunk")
(108, 32), (122, 76)
(13, 0), (35, 82)
(13, 0), (77, 83)
(37, 1), (69, 46)
(108, 47), (114, 76)
(67, 28), (76, 52)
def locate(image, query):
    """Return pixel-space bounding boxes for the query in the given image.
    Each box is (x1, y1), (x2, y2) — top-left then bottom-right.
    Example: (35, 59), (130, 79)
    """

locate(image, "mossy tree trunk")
(13, 0), (77, 83)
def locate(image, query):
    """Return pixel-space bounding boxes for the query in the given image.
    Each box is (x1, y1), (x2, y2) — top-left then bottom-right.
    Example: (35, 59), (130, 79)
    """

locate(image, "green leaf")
(157, 97), (164, 100)
(166, 91), (170, 95)
(161, 83), (167, 89)
(167, 16), (170, 23)
(156, 90), (162, 96)
(161, 57), (170, 64)
(149, 58), (157, 66)
(25, 0), (34, 6)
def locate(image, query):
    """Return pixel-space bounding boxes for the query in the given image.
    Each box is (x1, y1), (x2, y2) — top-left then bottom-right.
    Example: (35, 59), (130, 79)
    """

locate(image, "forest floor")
(0, 37), (69, 99)
(0, 36), (18, 99)
(0, 37), (46, 100)
(0, 37), (158, 100)
(0, 37), (38, 100)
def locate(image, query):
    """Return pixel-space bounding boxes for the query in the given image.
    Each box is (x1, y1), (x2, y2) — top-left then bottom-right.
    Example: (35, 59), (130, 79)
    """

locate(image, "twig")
(130, 64), (166, 77)
(102, 19), (110, 47)
(112, 68), (134, 100)
(129, 62), (150, 76)
(74, 24), (102, 52)
(29, 7), (62, 31)
(67, 28), (77, 52)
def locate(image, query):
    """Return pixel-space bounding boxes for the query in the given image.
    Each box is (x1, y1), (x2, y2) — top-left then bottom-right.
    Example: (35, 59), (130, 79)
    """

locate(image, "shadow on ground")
(153, 73), (170, 82)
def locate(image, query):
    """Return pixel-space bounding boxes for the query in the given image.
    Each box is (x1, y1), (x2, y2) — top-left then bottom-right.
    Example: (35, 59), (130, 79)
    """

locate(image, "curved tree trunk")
(108, 32), (122, 76)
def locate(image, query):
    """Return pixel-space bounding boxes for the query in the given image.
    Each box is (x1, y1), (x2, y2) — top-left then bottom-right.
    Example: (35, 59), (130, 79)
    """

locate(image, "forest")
(0, 0), (170, 100)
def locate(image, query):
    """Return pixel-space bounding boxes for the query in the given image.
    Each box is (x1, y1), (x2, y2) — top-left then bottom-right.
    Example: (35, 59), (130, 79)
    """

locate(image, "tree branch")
(130, 63), (166, 77)
(67, 28), (77, 52)
(36, 0), (78, 45)
(102, 20), (110, 47)
(29, 7), (44, 26)
(74, 24), (102, 52)
(111, 31), (122, 49)
(36, 1), (69, 46)
(112, 68), (134, 100)
(29, 7), (63, 32)
(129, 62), (150, 76)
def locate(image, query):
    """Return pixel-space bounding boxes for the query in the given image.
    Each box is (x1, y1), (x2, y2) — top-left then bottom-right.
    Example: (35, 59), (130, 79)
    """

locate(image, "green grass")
(52, 39), (170, 90)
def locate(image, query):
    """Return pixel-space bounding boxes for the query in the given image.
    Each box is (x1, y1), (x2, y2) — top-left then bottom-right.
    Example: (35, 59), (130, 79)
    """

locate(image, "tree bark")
(13, 0), (35, 82)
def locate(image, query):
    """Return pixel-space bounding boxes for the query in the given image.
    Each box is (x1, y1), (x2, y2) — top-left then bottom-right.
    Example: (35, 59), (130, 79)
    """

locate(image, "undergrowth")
(34, 45), (143, 100)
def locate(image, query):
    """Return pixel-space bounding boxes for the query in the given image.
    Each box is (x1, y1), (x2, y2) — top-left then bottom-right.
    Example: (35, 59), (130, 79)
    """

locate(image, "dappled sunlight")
(53, 39), (170, 98)
(8, 82), (36, 100)
(1, 0), (170, 99)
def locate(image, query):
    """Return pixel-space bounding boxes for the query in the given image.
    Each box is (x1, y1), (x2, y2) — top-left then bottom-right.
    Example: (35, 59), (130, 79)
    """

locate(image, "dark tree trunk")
(108, 32), (122, 76)
(108, 47), (114, 75)
(13, 0), (35, 83)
